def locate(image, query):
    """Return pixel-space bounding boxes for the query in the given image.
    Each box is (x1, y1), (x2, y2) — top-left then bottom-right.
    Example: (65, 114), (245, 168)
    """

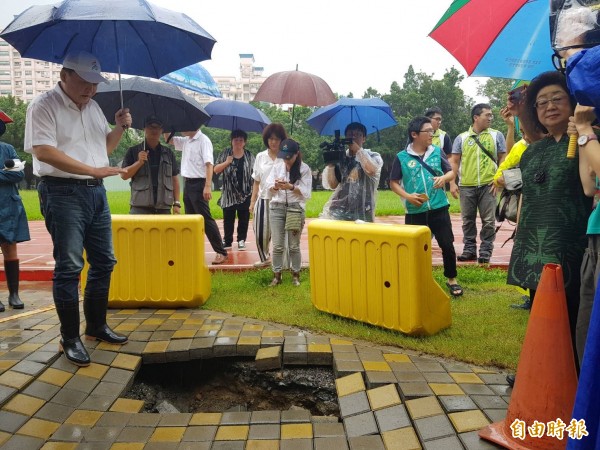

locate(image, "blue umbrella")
(204, 99), (271, 133)
(306, 97), (397, 136)
(0, 0), (216, 79)
(161, 63), (222, 98)
(567, 282), (600, 450)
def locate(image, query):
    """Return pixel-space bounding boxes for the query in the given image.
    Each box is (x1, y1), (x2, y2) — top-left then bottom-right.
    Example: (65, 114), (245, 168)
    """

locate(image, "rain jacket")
(0, 142), (30, 244)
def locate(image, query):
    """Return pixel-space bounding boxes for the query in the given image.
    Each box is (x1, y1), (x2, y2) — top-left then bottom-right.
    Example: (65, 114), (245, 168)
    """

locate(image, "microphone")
(4, 159), (15, 169)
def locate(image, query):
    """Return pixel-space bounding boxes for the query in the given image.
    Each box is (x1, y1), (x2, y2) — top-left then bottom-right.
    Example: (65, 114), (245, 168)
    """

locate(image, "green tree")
(0, 95), (28, 161)
(476, 77), (514, 136)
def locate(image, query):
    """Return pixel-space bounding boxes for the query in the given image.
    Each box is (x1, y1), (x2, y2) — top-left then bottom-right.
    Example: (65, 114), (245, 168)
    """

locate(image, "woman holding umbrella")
(266, 139), (312, 286)
(214, 130), (255, 251)
(250, 123), (287, 267)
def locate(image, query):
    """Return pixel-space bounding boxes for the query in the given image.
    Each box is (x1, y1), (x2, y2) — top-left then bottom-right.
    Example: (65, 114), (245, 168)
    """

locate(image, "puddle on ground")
(124, 358), (339, 416)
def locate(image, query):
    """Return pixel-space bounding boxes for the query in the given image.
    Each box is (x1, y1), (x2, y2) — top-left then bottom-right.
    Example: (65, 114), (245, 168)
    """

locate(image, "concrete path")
(0, 286), (509, 449)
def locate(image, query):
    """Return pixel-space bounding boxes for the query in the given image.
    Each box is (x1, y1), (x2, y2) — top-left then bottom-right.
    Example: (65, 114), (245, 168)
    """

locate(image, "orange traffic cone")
(479, 263), (578, 449)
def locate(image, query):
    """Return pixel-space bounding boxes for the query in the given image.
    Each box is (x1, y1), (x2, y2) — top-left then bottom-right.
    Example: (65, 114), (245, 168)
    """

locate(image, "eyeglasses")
(534, 96), (568, 109)
(477, 113), (494, 119)
(419, 129), (435, 135)
(431, 117), (442, 122)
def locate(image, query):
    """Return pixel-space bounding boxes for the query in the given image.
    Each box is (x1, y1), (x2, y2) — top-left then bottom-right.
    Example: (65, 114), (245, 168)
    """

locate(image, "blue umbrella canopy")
(94, 77), (210, 132)
(0, 0), (216, 79)
(306, 97), (397, 136)
(161, 63), (221, 98)
(204, 99), (271, 133)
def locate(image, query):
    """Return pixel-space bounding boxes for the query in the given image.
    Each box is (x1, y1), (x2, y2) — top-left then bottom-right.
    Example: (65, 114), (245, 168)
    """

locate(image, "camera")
(320, 130), (353, 164)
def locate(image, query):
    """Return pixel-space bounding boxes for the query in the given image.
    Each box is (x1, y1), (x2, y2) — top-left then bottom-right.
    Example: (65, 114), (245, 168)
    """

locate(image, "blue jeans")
(459, 185), (496, 258)
(38, 181), (116, 307)
(270, 202), (304, 273)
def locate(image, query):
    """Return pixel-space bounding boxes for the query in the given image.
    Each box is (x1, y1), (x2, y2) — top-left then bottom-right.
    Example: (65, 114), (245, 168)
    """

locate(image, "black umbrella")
(94, 77), (210, 132)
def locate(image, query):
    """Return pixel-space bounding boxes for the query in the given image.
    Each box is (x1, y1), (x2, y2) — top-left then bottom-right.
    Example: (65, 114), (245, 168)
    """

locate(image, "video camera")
(320, 130), (353, 165)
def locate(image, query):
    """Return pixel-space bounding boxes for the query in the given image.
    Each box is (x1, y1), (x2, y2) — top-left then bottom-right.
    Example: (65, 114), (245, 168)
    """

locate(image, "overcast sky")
(2, 0), (486, 100)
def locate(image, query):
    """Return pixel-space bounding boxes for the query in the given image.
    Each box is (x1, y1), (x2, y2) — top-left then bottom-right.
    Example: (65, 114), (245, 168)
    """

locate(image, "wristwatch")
(577, 134), (599, 146)
(173, 201), (181, 207)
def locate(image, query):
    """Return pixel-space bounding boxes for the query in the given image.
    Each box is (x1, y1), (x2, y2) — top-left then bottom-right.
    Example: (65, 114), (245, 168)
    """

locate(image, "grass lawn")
(19, 187), (524, 370)
(19, 189), (461, 221)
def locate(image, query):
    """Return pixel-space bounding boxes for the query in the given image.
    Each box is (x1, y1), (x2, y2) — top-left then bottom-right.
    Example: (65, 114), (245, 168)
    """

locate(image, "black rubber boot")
(0, 301), (5, 313)
(55, 302), (90, 367)
(83, 295), (128, 345)
(5, 259), (24, 309)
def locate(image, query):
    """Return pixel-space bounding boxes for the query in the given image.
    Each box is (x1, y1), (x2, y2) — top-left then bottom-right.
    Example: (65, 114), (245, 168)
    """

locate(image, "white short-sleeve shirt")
(251, 149), (277, 200)
(24, 83), (111, 179)
(171, 129), (214, 179)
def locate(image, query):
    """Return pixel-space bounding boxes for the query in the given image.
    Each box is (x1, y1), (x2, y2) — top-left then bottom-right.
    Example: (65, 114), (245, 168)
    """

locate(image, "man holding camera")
(320, 122), (383, 222)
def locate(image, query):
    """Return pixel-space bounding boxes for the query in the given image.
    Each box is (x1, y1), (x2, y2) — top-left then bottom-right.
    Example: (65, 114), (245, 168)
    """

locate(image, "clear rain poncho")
(551, 1), (600, 111)
(320, 148), (383, 222)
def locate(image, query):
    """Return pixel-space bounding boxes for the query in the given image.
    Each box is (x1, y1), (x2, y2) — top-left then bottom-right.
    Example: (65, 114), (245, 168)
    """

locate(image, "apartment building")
(188, 53), (267, 105)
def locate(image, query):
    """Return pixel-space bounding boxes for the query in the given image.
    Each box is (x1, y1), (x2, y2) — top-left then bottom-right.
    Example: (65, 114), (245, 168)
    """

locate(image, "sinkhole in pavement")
(124, 358), (340, 416)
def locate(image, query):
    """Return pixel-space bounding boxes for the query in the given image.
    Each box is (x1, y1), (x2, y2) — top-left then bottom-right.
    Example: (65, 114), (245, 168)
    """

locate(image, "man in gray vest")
(121, 116), (181, 214)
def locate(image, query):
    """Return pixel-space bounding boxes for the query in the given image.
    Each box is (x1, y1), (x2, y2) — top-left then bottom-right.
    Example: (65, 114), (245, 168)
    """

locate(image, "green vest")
(432, 129), (446, 150)
(458, 127), (499, 187)
(397, 146), (449, 214)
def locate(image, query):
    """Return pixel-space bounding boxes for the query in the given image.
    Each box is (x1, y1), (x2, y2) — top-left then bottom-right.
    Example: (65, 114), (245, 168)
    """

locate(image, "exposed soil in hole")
(124, 358), (339, 416)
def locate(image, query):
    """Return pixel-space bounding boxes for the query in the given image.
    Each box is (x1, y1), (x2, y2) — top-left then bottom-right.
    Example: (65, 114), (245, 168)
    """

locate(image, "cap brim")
(76, 70), (109, 84)
(145, 121), (164, 127)
(277, 150), (296, 159)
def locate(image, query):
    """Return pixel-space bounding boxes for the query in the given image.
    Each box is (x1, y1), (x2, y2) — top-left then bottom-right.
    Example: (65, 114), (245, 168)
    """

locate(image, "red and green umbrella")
(429, 0), (555, 80)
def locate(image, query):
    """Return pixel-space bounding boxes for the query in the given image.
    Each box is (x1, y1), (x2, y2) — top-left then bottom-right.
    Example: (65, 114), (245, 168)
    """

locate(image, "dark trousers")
(183, 178), (227, 256)
(406, 206), (457, 279)
(222, 196), (251, 246)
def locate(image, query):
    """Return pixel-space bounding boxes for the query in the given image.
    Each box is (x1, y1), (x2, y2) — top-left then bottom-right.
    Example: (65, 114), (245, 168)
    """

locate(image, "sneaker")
(510, 296), (532, 310)
(457, 253), (477, 262)
(238, 240), (246, 251)
(212, 253), (227, 265)
(253, 259), (271, 268)
(222, 241), (232, 250)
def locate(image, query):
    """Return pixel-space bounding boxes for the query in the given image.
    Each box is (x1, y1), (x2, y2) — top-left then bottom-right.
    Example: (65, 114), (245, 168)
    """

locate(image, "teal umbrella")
(161, 62), (222, 98)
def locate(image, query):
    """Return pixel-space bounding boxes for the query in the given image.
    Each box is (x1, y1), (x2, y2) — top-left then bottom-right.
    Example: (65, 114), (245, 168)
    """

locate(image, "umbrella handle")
(166, 131), (175, 144)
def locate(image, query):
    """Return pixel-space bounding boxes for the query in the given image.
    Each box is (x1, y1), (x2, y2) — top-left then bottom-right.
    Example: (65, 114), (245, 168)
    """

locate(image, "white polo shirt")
(24, 83), (111, 179)
(171, 129), (214, 179)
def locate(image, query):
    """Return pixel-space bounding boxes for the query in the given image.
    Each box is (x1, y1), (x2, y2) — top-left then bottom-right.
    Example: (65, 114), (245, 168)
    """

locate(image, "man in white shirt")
(24, 51), (131, 367)
(169, 128), (228, 264)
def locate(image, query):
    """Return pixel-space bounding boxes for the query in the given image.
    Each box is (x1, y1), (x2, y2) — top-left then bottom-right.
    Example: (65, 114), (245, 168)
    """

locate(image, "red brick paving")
(0, 215), (513, 281)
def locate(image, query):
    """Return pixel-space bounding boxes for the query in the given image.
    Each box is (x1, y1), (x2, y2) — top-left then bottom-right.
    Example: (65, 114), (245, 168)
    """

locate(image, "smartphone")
(508, 85), (527, 104)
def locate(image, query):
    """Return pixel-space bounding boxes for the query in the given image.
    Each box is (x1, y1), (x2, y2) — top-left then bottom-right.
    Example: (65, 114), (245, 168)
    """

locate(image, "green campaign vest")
(397, 146), (449, 214)
(458, 127), (499, 187)
(432, 129), (446, 150)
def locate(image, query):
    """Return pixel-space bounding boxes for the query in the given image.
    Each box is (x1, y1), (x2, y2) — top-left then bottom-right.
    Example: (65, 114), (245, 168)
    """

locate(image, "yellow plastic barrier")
(82, 215), (211, 308)
(308, 219), (451, 336)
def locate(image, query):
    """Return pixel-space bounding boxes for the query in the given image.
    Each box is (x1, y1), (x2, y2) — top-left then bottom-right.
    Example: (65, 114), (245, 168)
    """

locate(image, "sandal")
(446, 282), (463, 297)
